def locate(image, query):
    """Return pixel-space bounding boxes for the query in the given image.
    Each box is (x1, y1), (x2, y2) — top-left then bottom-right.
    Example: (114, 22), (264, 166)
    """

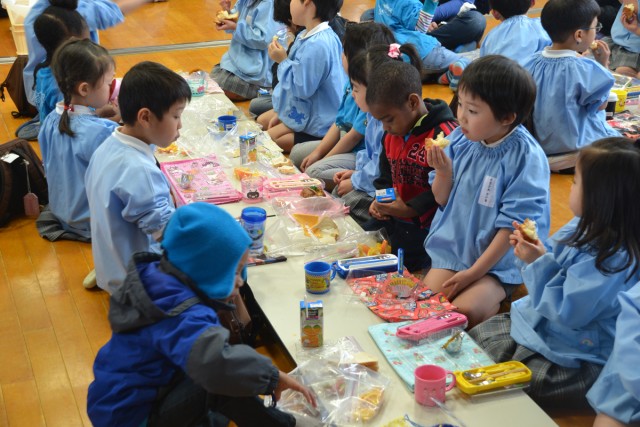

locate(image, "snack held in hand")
(623, 3), (635, 23)
(590, 41), (598, 50)
(424, 131), (451, 149)
(216, 9), (239, 23)
(518, 218), (539, 243)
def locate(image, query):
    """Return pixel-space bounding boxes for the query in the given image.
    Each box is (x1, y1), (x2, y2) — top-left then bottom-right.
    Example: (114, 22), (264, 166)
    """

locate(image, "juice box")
(375, 188), (396, 203)
(239, 133), (257, 165)
(300, 300), (323, 347)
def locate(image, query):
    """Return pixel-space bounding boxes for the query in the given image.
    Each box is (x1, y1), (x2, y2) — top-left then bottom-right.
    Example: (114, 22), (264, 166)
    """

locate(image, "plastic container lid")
(241, 207), (266, 223)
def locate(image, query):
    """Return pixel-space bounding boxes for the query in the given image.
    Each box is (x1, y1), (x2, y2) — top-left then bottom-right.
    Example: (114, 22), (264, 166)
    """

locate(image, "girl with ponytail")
(37, 38), (118, 242)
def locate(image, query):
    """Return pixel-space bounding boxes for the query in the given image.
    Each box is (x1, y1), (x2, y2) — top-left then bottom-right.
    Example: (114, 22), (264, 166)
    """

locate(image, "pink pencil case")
(263, 174), (324, 198)
(161, 156), (242, 206)
(396, 312), (468, 342)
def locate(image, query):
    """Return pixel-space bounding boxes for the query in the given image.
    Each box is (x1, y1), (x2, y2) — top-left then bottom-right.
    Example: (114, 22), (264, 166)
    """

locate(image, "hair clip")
(63, 104), (74, 112)
(388, 43), (401, 59)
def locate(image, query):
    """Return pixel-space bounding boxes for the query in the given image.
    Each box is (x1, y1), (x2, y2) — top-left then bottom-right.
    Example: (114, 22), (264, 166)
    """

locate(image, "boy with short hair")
(257, 0), (346, 152)
(85, 61), (191, 293)
(366, 60), (457, 272)
(480, 0), (551, 65)
(87, 202), (315, 427)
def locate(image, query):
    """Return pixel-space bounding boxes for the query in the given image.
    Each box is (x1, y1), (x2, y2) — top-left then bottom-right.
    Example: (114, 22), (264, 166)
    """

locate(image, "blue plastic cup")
(217, 115), (237, 132)
(241, 207), (267, 256)
(304, 261), (336, 294)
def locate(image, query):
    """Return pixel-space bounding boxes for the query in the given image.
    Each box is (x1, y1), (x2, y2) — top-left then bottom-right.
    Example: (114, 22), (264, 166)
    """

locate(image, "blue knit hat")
(162, 203), (251, 299)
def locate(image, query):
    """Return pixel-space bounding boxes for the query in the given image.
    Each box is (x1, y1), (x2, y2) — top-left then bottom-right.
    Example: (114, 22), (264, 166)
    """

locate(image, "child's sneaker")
(83, 269), (97, 289)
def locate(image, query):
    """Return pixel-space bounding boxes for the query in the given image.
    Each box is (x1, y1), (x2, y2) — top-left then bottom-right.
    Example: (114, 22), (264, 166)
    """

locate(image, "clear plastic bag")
(278, 350), (391, 425)
(263, 196), (362, 256)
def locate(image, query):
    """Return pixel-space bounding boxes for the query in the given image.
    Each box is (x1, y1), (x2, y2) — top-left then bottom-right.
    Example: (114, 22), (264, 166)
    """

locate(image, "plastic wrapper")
(278, 342), (390, 426)
(263, 195), (364, 256)
(155, 96), (281, 165)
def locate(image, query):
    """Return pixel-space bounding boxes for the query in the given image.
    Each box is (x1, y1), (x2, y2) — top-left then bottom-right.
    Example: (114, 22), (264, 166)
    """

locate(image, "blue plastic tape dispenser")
(333, 254), (399, 278)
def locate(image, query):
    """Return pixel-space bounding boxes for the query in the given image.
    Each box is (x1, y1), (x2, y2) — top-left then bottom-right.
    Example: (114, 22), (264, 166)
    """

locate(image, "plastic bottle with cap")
(240, 207), (267, 256)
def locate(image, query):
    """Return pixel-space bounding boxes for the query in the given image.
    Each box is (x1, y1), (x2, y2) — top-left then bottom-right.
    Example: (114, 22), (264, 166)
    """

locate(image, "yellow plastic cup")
(611, 89), (628, 113)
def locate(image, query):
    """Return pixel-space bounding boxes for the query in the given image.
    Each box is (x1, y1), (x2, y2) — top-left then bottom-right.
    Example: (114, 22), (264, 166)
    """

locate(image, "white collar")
(113, 128), (155, 160)
(541, 47), (579, 58)
(300, 21), (330, 39)
(54, 102), (96, 116)
(480, 127), (517, 147)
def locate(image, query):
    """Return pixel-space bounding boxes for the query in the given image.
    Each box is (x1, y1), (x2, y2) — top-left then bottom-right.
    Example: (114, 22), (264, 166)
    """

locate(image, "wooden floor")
(0, 1), (594, 426)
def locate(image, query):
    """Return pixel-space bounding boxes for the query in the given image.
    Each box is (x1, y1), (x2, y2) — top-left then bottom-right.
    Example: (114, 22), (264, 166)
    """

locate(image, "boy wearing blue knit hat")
(87, 203), (315, 427)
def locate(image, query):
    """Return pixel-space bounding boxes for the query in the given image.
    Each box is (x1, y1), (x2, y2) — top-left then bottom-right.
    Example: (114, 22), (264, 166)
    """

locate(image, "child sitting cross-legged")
(87, 202), (315, 427)
(365, 60), (458, 272)
(423, 55), (550, 328)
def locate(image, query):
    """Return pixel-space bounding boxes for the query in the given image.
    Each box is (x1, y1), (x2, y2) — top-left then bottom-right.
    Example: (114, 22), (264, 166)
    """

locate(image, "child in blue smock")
(36, 39), (117, 244)
(332, 43), (423, 226)
(424, 55), (550, 328)
(588, 281), (640, 427)
(373, 0), (469, 90)
(24, 0), (154, 107)
(610, 2), (640, 78)
(293, 22), (395, 189)
(88, 203), (315, 427)
(85, 61), (191, 293)
(471, 137), (640, 408)
(331, 51), (385, 225)
(211, 0), (279, 101)
(32, 3), (88, 123)
(522, 0), (618, 171)
(367, 61), (458, 272)
(257, 0), (345, 152)
(480, 0), (551, 64)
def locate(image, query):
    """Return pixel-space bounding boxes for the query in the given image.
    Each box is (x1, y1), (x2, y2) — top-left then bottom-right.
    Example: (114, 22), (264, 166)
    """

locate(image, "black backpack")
(0, 56), (38, 119)
(0, 138), (48, 226)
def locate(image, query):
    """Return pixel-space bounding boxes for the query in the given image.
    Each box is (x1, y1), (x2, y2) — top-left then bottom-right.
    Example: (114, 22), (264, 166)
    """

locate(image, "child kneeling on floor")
(87, 202), (315, 427)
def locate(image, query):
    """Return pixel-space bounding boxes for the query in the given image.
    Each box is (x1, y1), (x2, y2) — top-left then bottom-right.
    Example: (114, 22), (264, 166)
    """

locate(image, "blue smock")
(511, 218), (640, 368)
(335, 82), (367, 152)
(219, 0), (279, 87)
(38, 103), (117, 239)
(272, 22), (345, 137)
(33, 66), (62, 123)
(425, 125), (551, 285)
(24, 0), (123, 105)
(522, 48), (618, 155)
(351, 113), (384, 196)
(374, 0), (440, 59)
(587, 284), (640, 423)
(85, 129), (175, 293)
(480, 16), (551, 65)
(612, 5), (640, 53)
